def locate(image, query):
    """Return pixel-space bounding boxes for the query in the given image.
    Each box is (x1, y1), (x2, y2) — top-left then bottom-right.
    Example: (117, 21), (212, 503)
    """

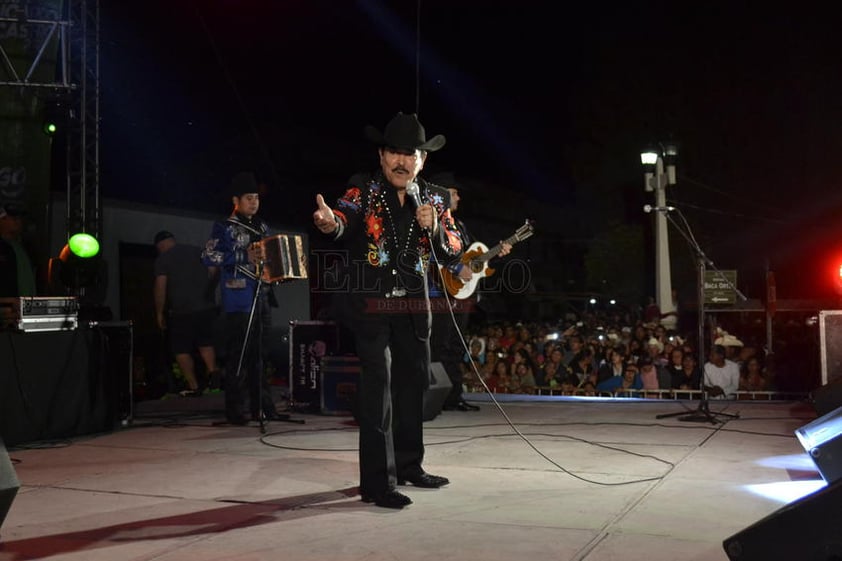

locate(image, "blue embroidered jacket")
(201, 213), (270, 313)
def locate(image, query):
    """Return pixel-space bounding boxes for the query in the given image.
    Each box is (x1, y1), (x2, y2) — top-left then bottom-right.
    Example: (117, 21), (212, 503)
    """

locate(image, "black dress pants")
(430, 298), (469, 407)
(352, 311), (429, 496)
(223, 302), (274, 419)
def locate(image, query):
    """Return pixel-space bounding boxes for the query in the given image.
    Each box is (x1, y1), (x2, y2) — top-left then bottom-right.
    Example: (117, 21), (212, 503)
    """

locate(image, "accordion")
(257, 234), (308, 283)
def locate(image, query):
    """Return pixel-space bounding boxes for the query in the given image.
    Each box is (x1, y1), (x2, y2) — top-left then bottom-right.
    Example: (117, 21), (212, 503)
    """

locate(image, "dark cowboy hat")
(153, 230), (175, 245)
(230, 171), (259, 197)
(364, 112), (446, 152)
(429, 171), (458, 187)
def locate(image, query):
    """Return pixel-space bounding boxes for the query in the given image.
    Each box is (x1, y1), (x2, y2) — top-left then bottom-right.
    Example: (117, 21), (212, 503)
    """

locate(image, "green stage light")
(68, 233), (100, 258)
(43, 121), (57, 136)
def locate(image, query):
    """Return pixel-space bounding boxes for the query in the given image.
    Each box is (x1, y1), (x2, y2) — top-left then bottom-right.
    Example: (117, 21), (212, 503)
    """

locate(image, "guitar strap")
(455, 217), (472, 247)
(429, 216), (472, 297)
(429, 220), (464, 294)
(453, 218), (482, 303)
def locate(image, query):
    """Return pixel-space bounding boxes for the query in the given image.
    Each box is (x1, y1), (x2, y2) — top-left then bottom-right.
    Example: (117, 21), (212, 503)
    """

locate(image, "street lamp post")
(641, 143), (678, 329)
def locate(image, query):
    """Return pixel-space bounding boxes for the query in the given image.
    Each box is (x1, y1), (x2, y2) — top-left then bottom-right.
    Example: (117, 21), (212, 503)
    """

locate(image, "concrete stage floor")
(0, 394), (829, 561)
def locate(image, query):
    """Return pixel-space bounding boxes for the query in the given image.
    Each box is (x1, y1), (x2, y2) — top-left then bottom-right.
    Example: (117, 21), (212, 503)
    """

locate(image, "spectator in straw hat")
(714, 328), (744, 363)
(645, 336), (666, 366)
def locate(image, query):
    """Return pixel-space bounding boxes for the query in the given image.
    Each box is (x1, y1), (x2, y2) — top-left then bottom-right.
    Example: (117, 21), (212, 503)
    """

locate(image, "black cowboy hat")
(153, 230), (175, 245)
(364, 112), (446, 152)
(429, 171), (461, 188)
(230, 171), (259, 197)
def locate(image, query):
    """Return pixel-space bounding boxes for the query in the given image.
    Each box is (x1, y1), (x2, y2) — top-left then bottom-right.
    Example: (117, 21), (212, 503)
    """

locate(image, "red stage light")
(832, 262), (842, 296)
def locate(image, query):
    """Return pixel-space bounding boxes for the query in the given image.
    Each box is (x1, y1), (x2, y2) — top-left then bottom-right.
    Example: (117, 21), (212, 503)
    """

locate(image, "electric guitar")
(438, 219), (534, 299)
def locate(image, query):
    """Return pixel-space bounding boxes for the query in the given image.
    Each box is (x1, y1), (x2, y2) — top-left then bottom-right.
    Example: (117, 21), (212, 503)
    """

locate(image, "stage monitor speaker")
(320, 356), (359, 417)
(423, 362), (453, 422)
(811, 377), (842, 417)
(795, 404), (842, 484)
(818, 310), (842, 386)
(0, 439), (20, 533)
(722, 478), (842, 560)
(288, 321), (340, 413)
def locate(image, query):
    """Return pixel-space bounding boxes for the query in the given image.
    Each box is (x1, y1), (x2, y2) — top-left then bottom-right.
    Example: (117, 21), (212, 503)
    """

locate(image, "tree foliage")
(584, 221), (646, 306)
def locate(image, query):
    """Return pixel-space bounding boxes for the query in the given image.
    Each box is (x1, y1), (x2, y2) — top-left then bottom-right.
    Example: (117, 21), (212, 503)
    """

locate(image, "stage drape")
(0, 327), (122, 447)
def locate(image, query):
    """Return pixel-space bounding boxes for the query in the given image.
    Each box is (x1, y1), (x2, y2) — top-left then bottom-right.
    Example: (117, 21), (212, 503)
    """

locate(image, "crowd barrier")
(467, 386), (809, 401)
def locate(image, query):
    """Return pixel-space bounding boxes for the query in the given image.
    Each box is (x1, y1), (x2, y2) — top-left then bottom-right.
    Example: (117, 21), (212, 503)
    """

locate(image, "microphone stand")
(409, 181), (436, 386)
(234, 261), (304, 432)
(652, 207), (740, 424)
(409, 179), (459, 394)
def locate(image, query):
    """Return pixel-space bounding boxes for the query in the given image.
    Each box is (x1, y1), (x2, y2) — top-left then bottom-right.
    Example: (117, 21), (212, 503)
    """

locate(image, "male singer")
(313, 112), (464, 509)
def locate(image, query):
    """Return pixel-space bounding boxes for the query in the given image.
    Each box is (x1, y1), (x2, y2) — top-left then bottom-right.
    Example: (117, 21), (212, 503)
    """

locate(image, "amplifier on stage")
(0, 297), (79, 332)
(289, 320), (339, 413)
(320, 356), (360, 416)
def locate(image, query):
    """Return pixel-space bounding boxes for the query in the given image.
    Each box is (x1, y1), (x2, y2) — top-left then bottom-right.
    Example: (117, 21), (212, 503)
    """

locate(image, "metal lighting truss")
(0, 0), (100, 243)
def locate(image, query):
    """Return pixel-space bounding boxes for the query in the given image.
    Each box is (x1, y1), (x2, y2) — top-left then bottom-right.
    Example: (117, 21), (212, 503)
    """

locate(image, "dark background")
(94, 1), (842, 304)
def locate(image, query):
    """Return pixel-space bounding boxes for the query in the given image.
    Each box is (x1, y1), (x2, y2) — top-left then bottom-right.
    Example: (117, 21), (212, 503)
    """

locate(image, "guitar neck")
(478, 233), (522, 262)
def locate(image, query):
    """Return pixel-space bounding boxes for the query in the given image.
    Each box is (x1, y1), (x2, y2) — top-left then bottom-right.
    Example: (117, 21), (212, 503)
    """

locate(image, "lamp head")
(68, 233), (100, 258)
(661, 141), (679, 162)
(640, 150), (658, 166)
(640, 147), (658, 187)
(54, 241), (103, 293)
(661, 141), (679, 185)
(641, 142), (679, 186)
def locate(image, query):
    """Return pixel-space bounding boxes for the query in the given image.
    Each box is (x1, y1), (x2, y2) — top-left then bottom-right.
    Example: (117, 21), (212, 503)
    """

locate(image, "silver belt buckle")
(386, 287), (406, 298)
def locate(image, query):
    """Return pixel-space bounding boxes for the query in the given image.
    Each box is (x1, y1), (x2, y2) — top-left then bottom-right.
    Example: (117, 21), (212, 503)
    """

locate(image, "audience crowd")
(453, 307), (816, 399)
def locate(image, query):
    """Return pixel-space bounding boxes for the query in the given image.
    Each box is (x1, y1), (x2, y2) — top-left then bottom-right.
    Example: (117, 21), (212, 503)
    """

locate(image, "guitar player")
(429, 174), (511, 412)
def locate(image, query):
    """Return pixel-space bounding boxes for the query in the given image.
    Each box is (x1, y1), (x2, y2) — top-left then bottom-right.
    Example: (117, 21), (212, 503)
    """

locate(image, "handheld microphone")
(406, 181), (423, 207)
(643, 204), (675, 213)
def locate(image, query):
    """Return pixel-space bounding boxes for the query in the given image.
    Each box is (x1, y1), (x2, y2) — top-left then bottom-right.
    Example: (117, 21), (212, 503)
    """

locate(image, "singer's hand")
(415, 203), (436, 230)
(313, 194), (337, 234)
(499, 242), (513, 257)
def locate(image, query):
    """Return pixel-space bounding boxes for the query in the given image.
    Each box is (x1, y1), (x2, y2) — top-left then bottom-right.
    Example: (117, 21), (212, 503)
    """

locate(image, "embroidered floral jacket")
(331, 172), (463, 301)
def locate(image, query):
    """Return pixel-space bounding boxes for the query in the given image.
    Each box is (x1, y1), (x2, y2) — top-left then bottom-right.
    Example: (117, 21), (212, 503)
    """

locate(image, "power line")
(675, 175), (789, 225)
(414, 0), (422, 115)
(679, 175), (787, 218)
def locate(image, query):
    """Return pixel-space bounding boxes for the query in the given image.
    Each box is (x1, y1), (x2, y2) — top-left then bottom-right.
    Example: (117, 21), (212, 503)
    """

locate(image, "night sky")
(97, 1), (842, 302)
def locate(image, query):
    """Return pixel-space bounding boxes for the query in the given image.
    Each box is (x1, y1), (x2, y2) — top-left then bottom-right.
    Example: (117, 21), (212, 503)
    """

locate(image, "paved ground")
(0, 394), (829, 561)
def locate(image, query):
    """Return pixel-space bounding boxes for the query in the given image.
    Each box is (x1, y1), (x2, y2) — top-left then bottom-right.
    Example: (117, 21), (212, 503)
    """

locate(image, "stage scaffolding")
(0, 0), (101, 245)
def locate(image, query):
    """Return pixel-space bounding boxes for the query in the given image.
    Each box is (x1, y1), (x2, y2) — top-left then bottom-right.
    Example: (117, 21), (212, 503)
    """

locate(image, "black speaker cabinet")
(0, 439), (19, 533)
(811, 377), (842, 418)
(320, 356), (359, 416)
(288, 321), (340, 413)
(819, 310), (842, 386)
(423, 362), (453, 421)
(723, 478), (842, 560)
(90, 321), (135, 426)
(795, 404), (842, 484)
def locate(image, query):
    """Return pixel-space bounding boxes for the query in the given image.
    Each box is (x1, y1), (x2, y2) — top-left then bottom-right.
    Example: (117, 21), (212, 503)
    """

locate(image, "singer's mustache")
(392, 167), (409, 174)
